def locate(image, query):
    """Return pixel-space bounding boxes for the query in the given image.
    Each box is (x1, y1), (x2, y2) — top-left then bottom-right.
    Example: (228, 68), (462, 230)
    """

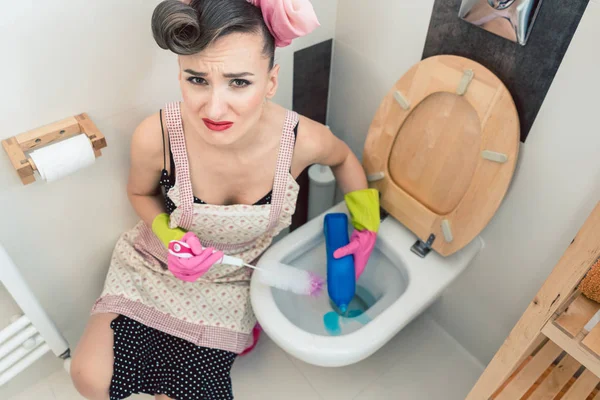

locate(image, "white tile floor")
(7, 314), (482, 400)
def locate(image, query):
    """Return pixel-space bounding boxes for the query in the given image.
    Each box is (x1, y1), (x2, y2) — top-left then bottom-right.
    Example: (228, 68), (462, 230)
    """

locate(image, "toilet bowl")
(251, 55), (520, 367)
(251, 202), (483, 367)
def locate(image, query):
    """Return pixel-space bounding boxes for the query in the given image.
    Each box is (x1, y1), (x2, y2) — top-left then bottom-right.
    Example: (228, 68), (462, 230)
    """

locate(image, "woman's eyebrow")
(183, 69), (254, 79)
(223, 72), (255, 78)
(184, 69), (207, 77)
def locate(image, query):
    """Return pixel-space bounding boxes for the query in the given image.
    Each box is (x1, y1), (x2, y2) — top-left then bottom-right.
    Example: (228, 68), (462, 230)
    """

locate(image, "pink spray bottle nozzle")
(168, 240), (194, 258)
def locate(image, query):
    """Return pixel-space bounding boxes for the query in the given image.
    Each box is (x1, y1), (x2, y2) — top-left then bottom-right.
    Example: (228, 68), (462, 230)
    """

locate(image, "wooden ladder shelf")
(467, 202), (600, 400)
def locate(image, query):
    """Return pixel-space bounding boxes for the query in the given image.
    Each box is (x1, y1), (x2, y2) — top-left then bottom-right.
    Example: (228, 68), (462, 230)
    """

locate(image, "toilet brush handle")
(216, 254), (263, 272)
(169, 240), (262, 271)
(218, 254), (245, 267)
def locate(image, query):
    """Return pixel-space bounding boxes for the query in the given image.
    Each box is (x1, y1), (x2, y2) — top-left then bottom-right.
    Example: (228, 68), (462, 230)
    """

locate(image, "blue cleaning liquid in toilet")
(323, 284), (375, 335)
(324, 312), (341, 335)
(324, 213), (355, 313)
(346, 309), (368, 322)
(324, 309), (371, 336)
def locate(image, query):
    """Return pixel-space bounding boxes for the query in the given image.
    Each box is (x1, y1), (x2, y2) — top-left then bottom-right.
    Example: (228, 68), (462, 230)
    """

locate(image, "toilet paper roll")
(308, 164), (336, 220)
(29, 134), (95, 182)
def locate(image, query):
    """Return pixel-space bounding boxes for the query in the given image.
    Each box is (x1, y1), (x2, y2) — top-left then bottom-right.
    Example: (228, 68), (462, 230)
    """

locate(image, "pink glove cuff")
(247, 0), (320, 47)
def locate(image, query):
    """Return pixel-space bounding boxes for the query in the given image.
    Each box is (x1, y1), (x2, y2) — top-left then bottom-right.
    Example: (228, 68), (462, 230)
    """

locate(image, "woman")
(71, 0), (379, 399)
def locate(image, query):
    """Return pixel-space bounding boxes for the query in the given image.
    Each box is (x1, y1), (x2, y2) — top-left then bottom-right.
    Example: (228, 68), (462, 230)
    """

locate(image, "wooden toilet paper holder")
(1, 113), (107, 185)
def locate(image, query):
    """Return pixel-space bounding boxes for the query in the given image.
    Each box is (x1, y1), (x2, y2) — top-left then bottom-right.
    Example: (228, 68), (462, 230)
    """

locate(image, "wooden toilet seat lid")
(363, 55), (519, 256)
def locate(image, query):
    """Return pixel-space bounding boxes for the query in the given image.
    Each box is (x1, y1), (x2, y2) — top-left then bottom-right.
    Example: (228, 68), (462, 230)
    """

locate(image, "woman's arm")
(126, 113), (168, 227)
(292, 117), (367, 194)
(293, 116), (379, 279)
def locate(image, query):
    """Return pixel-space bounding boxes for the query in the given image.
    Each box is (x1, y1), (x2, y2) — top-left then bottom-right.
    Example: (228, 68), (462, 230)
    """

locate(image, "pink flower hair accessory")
(247, 0), (320, 47)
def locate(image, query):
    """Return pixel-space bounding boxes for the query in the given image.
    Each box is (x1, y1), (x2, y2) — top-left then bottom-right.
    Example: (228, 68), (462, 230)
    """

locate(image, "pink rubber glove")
(167, 232), (224, 282)
(333, 230), (377, 280)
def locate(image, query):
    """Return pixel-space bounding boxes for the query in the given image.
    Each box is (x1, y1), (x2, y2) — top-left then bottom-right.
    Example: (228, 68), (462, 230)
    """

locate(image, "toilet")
(250, 55), (520, 367)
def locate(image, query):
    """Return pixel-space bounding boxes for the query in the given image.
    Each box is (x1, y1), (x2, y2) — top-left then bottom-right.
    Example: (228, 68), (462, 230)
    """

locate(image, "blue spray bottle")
(324, 213), (356, 314)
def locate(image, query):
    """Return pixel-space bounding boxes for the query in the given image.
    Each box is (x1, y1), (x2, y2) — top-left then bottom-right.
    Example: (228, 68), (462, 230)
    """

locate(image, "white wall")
(0, 1), (337, 397)
(328, 1), (435, 157)
(328, 0), (600, 366)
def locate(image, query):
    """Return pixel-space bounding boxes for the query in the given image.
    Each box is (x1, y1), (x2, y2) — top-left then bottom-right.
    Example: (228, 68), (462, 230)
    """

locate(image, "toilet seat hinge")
(380, 206), (389, 222)
(411, 234), (436, 258)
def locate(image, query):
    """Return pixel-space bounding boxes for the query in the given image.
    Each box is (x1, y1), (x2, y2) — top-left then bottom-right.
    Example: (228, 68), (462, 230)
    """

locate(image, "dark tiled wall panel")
(292, 39), (333, 230)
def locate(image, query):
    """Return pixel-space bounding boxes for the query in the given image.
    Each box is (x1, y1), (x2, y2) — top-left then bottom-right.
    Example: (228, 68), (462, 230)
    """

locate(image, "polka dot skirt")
(109, 315), (237, 400)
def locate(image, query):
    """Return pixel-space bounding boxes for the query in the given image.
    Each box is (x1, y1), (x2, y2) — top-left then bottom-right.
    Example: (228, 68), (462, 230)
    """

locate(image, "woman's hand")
(168, 232), (224, 282)
(333, 230), (377, 280)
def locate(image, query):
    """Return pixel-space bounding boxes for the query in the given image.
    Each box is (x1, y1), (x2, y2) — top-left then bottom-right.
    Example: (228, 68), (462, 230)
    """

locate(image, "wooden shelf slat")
(495, 340), (562, 400)
(562, 369), (600, 400)
(542, 323), (600, 378)
(528, 354), (580, 399)
(555, 294), (600, 338)
(582, 323), (600, 359)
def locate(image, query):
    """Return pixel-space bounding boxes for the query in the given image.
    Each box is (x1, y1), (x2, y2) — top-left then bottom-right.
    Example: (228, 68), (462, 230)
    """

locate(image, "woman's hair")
(152, 0), (275, 68)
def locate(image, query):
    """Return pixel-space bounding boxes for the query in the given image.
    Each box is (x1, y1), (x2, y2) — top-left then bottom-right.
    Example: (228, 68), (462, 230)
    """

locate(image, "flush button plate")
(459, 0), (544, 46)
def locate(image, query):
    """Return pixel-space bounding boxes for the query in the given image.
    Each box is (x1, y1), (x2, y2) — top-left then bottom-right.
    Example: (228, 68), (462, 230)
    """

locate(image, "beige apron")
(92, 102), (299, 354)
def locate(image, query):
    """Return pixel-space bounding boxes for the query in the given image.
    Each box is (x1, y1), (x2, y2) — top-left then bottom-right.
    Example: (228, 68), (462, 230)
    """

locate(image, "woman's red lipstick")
(202, 118), (234, 132)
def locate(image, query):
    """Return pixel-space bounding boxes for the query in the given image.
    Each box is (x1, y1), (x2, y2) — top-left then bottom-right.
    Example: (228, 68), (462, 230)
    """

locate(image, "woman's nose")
(205, 90), (228, 120)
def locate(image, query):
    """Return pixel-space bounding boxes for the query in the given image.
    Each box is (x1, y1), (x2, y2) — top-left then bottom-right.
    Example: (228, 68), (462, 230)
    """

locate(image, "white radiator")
(0, 245), (71, 386)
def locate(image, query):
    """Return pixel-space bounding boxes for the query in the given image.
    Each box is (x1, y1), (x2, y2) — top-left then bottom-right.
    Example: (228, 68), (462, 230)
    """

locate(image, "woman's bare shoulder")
(266, 103), (326, 135)
(263, 104), (335, 172)
(292, 113), (334, 174)
(130, 112), (166, 169)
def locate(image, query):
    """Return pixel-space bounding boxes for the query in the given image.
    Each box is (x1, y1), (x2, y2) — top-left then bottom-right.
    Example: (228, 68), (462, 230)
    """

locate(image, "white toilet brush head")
(255, 262), (325, 296)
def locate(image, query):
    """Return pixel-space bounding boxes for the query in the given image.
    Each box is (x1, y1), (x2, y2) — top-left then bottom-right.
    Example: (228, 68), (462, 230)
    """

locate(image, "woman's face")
(178, 32), (278, 147)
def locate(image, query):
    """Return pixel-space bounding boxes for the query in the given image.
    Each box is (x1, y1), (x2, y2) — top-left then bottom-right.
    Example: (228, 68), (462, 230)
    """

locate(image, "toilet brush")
(236, 260), (324, 297)
(169, 241), (324, 296)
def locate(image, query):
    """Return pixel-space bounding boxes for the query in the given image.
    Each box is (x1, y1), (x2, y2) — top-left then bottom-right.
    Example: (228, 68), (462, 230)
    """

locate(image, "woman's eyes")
(186, 77), (252, 88)
(187, 77), (208, 85)
(231, 79), (251, 88)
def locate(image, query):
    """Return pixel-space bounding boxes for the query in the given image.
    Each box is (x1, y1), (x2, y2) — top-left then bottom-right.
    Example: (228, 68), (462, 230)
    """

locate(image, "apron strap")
(267, 110), (299, 231)
(165, 102), (194, 230)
